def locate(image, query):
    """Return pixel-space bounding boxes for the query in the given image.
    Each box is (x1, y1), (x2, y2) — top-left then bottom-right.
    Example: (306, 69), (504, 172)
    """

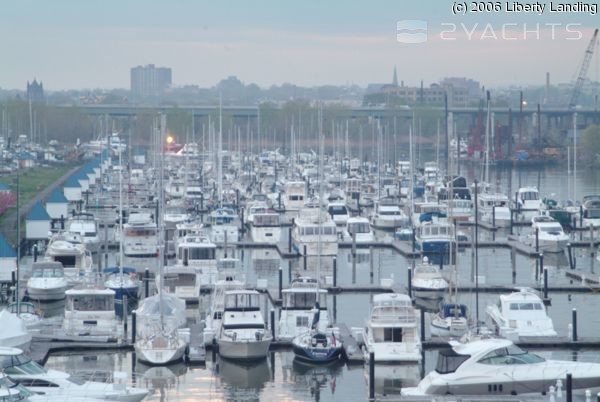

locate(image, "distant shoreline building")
(364, 67), (480, 107)
(130, 64), (172, 99)
(26, 79), (44, 103)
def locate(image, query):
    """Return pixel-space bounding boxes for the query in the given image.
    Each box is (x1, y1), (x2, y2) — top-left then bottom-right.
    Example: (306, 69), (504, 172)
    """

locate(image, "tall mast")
(218, 95), (223, 207)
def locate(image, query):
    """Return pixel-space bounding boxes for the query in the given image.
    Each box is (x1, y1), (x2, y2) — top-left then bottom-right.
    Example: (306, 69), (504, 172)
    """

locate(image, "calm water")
(34, 163), (600, 401)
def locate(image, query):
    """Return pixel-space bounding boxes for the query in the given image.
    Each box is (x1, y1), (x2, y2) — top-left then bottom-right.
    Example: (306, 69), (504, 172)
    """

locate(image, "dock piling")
(572, 309), (578, 341)
(369, 246), (374, 284)
(333, 257), (337, 288)
(270, 309), (275, 340)
(566, 373), (573, 402)
(303, 246), (307, 270)
(132, 311), (136, 344)
(369, 352), (375, 401)
(407, 266), (412, 299)
(420, 308), (425, 342)
(33, 244), (37, 262)
(278, 267), (283, 301)
(568, 243), (574, 270)
(123, 296), (128, 339)
(144, 268), (149, 298)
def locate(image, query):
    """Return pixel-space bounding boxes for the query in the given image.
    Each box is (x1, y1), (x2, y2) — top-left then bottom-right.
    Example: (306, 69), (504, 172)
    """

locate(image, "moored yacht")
(404, 337), (600, 395)
(278, 277), (330, 342)
(44, 234), (93, 285)
(362, 293), (421, 362)
(65, 213), (100, 253)
(430, 303), (469, 338)
(292, 206), (338, 256)
(0, 346), (148, 401)
(122, 211), (158, 261)
(63, 287), (120, 337)
(342, 217), (375, 243)
(528, 215), (569, 252)
(411, 259), (449, 299)
(370, 202), (408, 230)
(486, 288), (557, 341)
(217, 289), (272, 361)
(26, 262), (68, 302)
(250, 212), (281, 244)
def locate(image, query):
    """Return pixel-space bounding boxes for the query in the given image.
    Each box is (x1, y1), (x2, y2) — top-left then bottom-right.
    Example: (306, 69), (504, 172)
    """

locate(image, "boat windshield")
(0, 353), (46, 375)
(435, 348), (470, 374)
(478, 344), (545, 365)
(328, 205), (348, 215)
(521, 191), (539, 201)
(32, 267), (63, 278)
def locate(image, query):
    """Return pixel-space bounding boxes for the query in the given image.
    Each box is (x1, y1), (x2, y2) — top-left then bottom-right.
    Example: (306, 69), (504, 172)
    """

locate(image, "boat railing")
(370, 307), (417, 324)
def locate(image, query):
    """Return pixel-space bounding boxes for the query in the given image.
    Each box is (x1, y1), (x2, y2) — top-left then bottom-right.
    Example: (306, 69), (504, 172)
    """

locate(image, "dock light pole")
(474, 179), (479, 333)
(13, 172), (20, 314)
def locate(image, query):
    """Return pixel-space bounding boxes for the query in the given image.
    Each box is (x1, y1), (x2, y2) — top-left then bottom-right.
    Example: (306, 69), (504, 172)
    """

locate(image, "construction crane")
(568, 28), (598, 110)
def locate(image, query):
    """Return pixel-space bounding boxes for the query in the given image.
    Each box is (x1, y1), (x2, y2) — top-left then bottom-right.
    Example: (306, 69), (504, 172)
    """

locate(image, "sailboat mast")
(218, 95), (223, 207)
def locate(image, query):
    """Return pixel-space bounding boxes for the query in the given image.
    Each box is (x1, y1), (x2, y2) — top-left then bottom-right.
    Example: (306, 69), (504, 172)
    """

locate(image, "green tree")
(580, 124), (600, 165)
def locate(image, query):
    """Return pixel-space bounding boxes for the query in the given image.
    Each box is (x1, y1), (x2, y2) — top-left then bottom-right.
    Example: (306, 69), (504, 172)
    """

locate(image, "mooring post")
(123, 296), (128, 339)
(333, 257), (337, 288)
(543, 265), (549, 302)
(420, 308), (425, 342)
(270, 309), (276, 340)
(590, 224), (595, 273)
(510, 208), (514, 235)
(407, 266), (412, 299)
(303, 245), (307, 270)
(568, 243), (574, 270)
(288, 222), (293, 253)
(511, 246), (516, 284)
(572, 309), (578, 342)
(144, 268), (150, 298)
(492, 205), (496, 229)
(369, 352), (375, 401)
(33, 244), (38, 262)
(278, 266), (283, 301)
(369, 246), (374, 283)
(240, 207), (245, 235)
(131, 311), (136, 344)
(566, 373), (573, 402)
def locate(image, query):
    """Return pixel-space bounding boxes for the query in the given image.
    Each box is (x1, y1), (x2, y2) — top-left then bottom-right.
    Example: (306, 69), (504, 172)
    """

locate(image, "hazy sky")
(1, 0), (598, 90)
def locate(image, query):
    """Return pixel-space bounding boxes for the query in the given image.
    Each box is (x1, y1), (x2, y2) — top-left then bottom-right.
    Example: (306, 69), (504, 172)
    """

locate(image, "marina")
(1, 3), (600, 401)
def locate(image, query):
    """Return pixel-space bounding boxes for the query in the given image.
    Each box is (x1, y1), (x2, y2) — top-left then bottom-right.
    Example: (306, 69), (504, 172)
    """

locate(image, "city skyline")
(0, 1), (598, 90)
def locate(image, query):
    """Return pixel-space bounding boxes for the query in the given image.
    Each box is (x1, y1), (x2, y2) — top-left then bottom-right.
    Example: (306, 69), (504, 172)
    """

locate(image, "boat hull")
(217, 338), (271, 361)
(293, 344), (343, 364)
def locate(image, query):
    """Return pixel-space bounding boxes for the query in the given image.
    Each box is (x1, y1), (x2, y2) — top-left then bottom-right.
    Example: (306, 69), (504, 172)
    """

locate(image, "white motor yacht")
(430, 303), (469, 338)
(65, 213), (100, 253)
(156, 265), (201, 303)
(326, 202), (349, 227)
(44, 234), (93, 285)
(411, 259), (449, 299)
(528, 215), (569, 253)
(404, 337), (600, 395)
(0, 310), (31, 351)
(217, 290), (272, 361)
(26, 262), (68, 302)
(515, 186), (543, 221)
(291, 205), (338, 256)
(203, 277), (245, 345)
(362, 293), (421, 362)
(486, 288), (557, 341)
(250, 212), (281, 244)
(370, 202), (408, 230)
(342, 217), (375, 243)
(278, 277), (331, 342)
(63, 287), (120, 337)
(0, 347), (148, 401)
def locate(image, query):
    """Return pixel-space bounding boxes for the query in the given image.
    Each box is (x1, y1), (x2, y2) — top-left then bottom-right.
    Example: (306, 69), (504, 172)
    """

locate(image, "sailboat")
(134, 115), (189, 365)
(430, 123), (468, 338)
(105, 148), (140, 317)
(292, 106), (342, 365)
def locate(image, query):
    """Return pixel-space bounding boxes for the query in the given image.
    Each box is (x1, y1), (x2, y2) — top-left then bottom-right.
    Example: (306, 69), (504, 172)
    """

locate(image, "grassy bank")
(0, 164), (76, 244)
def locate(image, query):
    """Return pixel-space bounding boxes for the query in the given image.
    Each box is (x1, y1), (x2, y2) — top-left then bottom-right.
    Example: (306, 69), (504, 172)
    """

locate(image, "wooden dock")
(338, 323), (364, 363)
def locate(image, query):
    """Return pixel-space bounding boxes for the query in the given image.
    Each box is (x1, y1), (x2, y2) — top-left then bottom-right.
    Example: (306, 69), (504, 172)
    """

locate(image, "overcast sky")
(1, 0), (598, 90)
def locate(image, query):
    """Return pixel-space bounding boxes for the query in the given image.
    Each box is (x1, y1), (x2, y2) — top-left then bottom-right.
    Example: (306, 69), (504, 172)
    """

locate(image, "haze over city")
(1, 0), (599, 90)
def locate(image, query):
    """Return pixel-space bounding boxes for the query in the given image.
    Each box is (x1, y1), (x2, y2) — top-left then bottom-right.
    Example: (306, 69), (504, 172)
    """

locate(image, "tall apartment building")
(130, 64), (172, 98)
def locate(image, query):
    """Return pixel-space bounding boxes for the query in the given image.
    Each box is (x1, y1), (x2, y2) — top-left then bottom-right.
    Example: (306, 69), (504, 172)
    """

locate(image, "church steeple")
(392, 65), (398, 86)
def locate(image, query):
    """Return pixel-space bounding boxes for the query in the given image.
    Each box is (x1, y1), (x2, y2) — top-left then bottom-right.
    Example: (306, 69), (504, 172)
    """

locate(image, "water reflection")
(372, 363), (421, 396)
(216, 355), (270, 398)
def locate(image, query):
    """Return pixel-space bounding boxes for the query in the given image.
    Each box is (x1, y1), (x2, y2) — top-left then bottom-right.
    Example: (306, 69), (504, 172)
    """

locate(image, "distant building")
(364, 67), (474, 106)
(130, 64), (172, 98)
(27, 79), (44, 103)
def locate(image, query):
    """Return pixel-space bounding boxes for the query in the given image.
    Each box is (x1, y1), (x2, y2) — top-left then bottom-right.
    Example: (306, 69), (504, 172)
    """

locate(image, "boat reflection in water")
(134, 356), (188, 397)
(369, 363), (421, 396)
(292, 357), (344, 400)
(216, 355), (270, 399)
